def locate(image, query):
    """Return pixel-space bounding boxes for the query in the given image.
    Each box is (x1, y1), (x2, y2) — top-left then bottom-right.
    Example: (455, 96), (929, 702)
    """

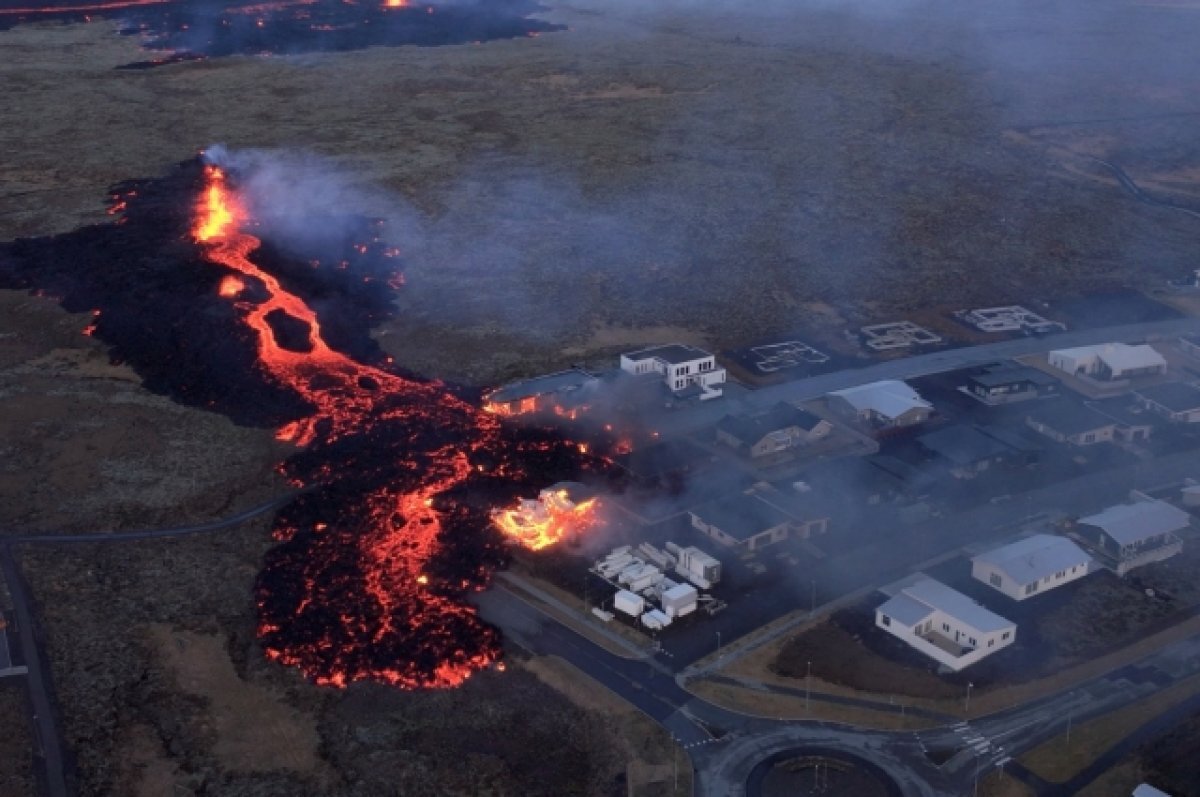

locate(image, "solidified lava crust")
(0, 157), (597, 689)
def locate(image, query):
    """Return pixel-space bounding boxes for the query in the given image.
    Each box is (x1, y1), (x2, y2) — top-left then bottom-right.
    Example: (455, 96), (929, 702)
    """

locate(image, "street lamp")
(716, 631), (721, 660)
(806, 660), (812, 712)
(965, 681), (974, 714)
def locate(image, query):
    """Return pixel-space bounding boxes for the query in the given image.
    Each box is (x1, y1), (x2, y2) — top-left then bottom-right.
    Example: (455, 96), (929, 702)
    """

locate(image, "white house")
(971, 534), (1092, 601)
(875, 578), (1016, 671)
(1048, 343), (1167, 381)
(1075, 493), (1190, 576)
(827, 380), (933, 431)
(620, 344), (726, 399)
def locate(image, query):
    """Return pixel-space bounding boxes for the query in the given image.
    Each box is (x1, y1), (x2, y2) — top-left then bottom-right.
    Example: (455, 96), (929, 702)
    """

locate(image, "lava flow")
(190, 163), (586, 689)
(0, 155), (599, 690)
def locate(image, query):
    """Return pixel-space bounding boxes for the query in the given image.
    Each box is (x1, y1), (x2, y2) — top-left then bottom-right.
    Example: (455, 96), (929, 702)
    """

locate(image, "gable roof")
(1052, 343), (1166, 372)
(972, 534), (1091, 586)
(1078, 498), (1191, 546)
(1026, 400), (1116, 437)
(829, 380), (932, 420)
(918, 425), (1012, 466)
(890, 578), (1014, 634)
(689, 493), (795, 541)
(968, 363), (1060, 389)
(877, 592), (934, 627)
(717, 402), (825, 444)
(1137, 382), (1200, 414)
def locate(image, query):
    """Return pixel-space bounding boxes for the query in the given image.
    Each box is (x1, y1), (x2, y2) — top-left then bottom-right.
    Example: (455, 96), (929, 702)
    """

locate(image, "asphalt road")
(0, 544), (69, 797)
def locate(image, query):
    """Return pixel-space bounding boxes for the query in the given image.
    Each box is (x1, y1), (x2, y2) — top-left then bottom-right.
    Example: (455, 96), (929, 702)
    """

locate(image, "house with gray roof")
(875, 577), (1016, 671)
(827, 380), (933, 433)
(1074, 492), (1190, 576)
(689, 490), (828, 552)
(971, 534), (1092, 601)
(1136, 382), (1200, 424)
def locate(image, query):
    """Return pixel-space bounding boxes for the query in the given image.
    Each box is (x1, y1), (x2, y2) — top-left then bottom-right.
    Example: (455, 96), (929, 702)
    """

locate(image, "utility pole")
(806, 660), (812, 712)
(1066, 707), (1073, 751)
(965, 681), (973, 714)
(973, 749), (980, 797)
(810, 579), (816, 617)
(716, 631), (721, 660)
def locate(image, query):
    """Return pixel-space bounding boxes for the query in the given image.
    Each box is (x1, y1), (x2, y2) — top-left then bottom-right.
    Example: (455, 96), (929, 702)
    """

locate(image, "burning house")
(491, 482), (599, 551)
(484, 368), (598, 418)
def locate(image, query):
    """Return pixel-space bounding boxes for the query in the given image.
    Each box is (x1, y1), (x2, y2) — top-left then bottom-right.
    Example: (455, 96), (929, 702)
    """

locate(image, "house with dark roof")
(689, 491), (827, 552)
(484, 368), (597, 416)
(614, 440), (716, 489)
(1136, 382), (1200, 424)
(917, 425), (1015, 479)
(1025, 400), (1117, 446)
(961, 362), (1060, 405)
(971, 534), (1092, 600)
(716, 402), (833, 459)
(1088, 398), (1156, 443)
(1074, 493), (1190, 576)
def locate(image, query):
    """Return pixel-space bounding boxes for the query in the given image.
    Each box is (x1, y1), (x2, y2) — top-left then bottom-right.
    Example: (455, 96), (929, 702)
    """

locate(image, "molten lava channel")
(194, 164), (515, 689)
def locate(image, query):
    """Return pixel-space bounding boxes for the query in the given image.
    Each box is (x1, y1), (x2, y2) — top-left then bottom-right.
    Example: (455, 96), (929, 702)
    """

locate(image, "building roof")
(1052, 343), (1167, 372)
(614, 440), (713, 482)
(877, 592), (934, 627)
(968, 363), (1060, 389)
(1088, 398), (1155, 430)
(624, 343), (713, 365)
(1132, 784), (1171, 797)
(976, 424), (1044, 454)
(1137, 382), (1200, 414)
(486, 368), (596, 404)
(829, 380), (932, 420)
(972, 534), (1092, 587)
(717, 402), (825, 445)
(918, 425), (1012, 466)
(890, 578), (1014, 634)
(690, 493), (795, 542)
(1078, 498), (1191, 546)
(1026, 400), (1116, 437)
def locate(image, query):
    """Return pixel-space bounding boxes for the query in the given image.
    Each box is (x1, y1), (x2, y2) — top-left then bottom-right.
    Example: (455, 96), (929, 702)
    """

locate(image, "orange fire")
(384, 0), (408, 6)
(491, 488), (599, 551)
(194, 167), (241, 242)
(218, 275), (245, 298)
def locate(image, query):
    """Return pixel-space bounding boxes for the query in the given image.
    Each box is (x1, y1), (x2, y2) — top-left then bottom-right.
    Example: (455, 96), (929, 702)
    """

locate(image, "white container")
(613, 589), (645, 617)
(661, 583), (698, 618)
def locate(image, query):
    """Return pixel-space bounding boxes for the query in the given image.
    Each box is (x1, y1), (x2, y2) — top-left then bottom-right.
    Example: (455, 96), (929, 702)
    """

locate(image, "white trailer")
(661, 583), (698, 618)
(641, 609), (672, 630)
(613, 589), (645, 617)
(675, 546), (722, 589)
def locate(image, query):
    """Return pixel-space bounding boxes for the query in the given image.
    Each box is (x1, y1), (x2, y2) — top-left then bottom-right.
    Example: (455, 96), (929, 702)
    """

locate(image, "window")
(989, 573), (1002, 588)
(942, 622), (950, 632)
(1083, 433), (1096, 443)
(1025, 582), (1038, 595)
(969, 637), (976, 646)
(988, 639), (994, 647)
(1002, 631), (1011, 640)
(881, 615), (891, 627)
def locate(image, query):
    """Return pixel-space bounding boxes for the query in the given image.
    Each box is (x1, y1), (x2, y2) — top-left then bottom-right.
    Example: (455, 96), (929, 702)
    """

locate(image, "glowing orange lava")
(491, 488), (599, 551)
(218, 275), (245, 297)
(193, 163), (506, 689)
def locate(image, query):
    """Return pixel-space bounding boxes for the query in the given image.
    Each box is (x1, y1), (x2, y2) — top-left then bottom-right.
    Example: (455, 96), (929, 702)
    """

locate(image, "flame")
(491, 489), (599, 551)
(384, 0), (408, 7)
(218, 275), (245, 298)
(193, 167), (241, 242)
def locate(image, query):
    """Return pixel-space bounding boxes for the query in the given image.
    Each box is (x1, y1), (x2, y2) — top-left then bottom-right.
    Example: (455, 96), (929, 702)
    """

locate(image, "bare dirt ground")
(3, 0), (1200, 384)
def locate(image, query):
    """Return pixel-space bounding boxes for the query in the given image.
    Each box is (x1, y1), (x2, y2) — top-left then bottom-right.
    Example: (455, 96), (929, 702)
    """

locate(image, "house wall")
(689, 513), (790, 551)
(1067, 425), (1116, 446)
(971, 559), (1089, 601)
(874, 608), (1016, 671)
(1049, 351), (1097, 376)
(1141, 399), (1200, 424)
